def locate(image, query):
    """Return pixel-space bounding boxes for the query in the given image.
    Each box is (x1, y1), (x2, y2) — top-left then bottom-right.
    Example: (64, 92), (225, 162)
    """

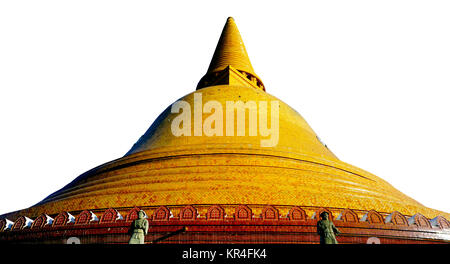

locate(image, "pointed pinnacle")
(206, 17), (255, 75)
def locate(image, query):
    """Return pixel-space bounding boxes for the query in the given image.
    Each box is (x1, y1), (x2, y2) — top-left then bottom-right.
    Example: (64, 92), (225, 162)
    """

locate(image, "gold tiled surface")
(3, 17), (448, 223)
(207, 17), (255, 76)
(127, 85), (338, 159)
(4, 85), (449, 220)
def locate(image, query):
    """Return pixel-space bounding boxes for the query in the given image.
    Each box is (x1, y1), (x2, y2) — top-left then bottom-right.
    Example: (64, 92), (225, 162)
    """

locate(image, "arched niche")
(430, 216), (450, 229)
(12, 216), (25, 230)
(385, 211), (408, 226)
(31, 214), (53, 229)
(179, 205), (198, 221)
(100, 208), (122, 223)
(152, 206), (171, 221)
(30, 215), (45, 229)
(126, 207), (142, 222)
(234, 205), (252, 220)
(0, 219), (13, 231)
(12, 216), (33, 230)
(206, 205), (225, 220)
(336, 209), (359, 223)
(361, 210), (384, 224)
(261, 206), (279, 221)
(288, 207), (307, 221)
(53, 212), (75, 227)
(408, 213), (431, 228)
(75, 210), (98, 225)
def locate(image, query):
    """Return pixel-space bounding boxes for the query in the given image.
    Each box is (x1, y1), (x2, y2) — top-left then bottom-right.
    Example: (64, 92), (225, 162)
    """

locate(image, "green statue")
(128, 210), (149, 244)
(316, 211), (340, 244)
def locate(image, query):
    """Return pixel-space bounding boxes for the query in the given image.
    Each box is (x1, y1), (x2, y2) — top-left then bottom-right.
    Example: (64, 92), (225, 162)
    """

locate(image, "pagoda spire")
(207, 17), (255, 75)
(197, 17), (265, 91)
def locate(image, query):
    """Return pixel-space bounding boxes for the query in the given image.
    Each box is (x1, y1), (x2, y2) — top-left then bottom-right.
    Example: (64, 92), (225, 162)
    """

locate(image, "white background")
(0, 1), (449, 216)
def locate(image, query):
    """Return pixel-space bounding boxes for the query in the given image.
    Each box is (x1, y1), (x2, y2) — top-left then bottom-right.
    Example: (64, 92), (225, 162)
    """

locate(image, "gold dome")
(6, 17), (449, 220)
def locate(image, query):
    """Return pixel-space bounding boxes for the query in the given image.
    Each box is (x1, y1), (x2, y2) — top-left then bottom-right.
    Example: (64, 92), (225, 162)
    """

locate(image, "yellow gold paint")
(207, 17), (254, 76)
(8, 17), (449, 220)
(197, 17), (264, 91)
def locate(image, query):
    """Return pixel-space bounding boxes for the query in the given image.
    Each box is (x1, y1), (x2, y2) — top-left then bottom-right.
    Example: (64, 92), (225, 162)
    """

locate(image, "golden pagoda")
(1, 17), (449, 244)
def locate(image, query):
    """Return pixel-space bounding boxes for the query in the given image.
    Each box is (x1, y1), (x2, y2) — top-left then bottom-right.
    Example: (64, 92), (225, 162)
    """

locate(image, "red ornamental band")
(1, 204), (449, 244)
